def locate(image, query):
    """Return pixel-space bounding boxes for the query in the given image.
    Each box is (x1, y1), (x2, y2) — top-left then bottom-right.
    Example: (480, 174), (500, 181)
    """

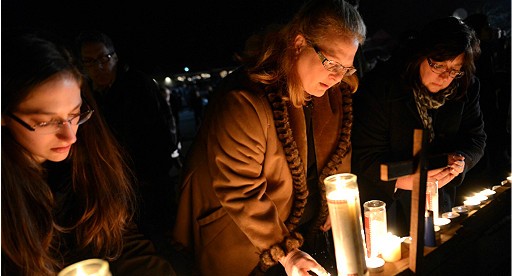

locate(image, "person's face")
(2, 74), (82, 163)
(419, 54), (464, 93)
(295, 33), (359, 97)
(80, 42), (118, 90)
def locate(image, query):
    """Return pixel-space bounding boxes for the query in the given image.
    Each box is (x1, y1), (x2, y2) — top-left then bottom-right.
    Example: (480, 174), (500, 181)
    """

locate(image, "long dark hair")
(404, 16), (481, 99)
(1, 33), (135, 275)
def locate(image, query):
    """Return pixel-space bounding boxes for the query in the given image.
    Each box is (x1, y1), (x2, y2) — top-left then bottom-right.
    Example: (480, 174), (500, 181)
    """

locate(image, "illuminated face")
(295, 34), (359, 97)
(419, 54), (464, 93)
(3, 74), (82, 163)
(80, 42), (118, 90)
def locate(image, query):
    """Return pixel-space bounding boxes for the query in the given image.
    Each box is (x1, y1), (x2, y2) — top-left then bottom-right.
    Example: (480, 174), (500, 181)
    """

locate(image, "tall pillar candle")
(325, 173), (368, 276)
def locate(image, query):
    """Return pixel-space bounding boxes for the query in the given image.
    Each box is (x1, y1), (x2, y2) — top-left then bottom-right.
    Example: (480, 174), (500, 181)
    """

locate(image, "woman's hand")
(320, 215), (331, 232)
(428, 153), (465, 188)
(279, 249), (330, 276)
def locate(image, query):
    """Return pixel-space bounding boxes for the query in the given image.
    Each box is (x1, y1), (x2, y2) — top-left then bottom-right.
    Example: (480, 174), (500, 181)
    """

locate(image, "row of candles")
(324, 173), (509, 276)
(58, 175), (509, 276)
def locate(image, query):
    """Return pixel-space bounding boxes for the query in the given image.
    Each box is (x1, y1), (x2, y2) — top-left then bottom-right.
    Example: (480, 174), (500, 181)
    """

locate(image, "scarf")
(413, 83), (457, 142)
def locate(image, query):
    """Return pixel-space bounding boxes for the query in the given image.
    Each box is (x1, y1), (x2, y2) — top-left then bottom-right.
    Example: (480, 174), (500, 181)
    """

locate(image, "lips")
(51, 145), (71, 153)
(320, 82), (330, 89)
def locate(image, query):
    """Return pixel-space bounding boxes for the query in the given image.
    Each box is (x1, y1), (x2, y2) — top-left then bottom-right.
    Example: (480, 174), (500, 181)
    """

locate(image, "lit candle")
(381, 232), (401, 262)
(471, 193), (488, 202)
(463, 198), (481, 210)
(366, 256), (385, 273)
(434, 217), (451, 230)
(478, 189), (496, 199)
(325, 174), (367, 275)
(57, 259), (110, 276)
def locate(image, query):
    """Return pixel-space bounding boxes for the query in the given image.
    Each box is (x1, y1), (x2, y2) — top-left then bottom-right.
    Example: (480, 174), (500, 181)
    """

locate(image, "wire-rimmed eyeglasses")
(81, 52), (115, 67)
(312, 45), (357, 76)
(427, 58), (465, 79)
(7, 101), (94, 135)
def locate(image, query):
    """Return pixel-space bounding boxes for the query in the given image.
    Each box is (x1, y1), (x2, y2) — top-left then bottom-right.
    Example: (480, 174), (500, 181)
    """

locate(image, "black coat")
(351, 59), (486, 236)
(92, 67), (178, 232)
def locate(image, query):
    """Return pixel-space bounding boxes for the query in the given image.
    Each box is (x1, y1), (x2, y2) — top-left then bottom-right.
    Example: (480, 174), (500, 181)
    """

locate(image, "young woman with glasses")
(172, 0), (366, 275)
(351, 17), (486, 237)
(1, 33), (175, 275)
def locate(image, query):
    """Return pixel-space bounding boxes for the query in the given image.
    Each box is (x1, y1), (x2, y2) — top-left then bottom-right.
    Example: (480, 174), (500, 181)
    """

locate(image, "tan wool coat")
(173, 69), (354, 275)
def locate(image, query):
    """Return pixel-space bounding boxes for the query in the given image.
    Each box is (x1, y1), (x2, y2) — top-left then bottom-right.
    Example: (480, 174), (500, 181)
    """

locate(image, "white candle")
(324, 174), (367, 276)
(471, 193), (488, 202)
(463, 198), (481, 210)
(478, 189), (496, 199)
(365, 256), (385, 273)
(381, 232), (401, 262)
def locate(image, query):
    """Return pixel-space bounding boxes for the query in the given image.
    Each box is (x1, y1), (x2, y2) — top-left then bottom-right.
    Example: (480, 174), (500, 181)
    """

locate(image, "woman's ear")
(294, 34), (307, 54)
(1, 116), (6, 126)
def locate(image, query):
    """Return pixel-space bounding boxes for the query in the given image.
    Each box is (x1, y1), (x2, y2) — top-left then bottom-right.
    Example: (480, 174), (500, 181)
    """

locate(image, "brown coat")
(173, 69), (353, 275)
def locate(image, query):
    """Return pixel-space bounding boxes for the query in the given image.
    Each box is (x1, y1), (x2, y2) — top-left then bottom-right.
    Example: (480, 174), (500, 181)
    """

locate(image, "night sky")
(3, 0), (510, 77)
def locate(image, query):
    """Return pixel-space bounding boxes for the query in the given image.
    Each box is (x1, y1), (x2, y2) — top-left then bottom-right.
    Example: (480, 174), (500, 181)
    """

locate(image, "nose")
(329, 70), (346, 83)
(56, 123), (77, 144)
(438, 71), (451, 80)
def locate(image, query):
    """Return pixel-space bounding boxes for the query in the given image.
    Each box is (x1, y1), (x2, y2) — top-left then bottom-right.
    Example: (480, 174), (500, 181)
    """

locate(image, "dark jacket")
(351, 59), (486, 236)
(92, 67), (178, 232)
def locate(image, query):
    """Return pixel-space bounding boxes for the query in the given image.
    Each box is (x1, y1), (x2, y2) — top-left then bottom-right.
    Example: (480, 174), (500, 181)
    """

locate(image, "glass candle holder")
(363, 200), (387, 258)
(58, 259), (111, 276)
(426, 180), (439, 220)
(325, 173), (368, 276)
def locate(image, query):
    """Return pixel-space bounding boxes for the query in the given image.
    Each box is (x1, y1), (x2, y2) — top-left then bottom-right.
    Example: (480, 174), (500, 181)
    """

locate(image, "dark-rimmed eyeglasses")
(312, 45), (357, 76)
(7, 101), (94, 135)
(427, 58), (465, 79)
(81, 52), (115, 67)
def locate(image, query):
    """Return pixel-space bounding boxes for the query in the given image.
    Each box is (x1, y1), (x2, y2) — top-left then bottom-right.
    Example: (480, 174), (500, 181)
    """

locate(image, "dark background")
(2, 0), (510, 77)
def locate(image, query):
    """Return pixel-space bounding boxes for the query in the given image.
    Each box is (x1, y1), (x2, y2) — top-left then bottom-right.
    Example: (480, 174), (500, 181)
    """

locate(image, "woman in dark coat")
(352, 17), (486, 237)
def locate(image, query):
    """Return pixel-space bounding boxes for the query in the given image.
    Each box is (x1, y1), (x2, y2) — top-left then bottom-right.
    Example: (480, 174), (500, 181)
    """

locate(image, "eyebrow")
(321, 46), (354, 67)
(16, 102), (83, 116)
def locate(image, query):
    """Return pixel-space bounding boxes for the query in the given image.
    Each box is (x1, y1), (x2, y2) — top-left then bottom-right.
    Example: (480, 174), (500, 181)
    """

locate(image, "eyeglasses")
(7, 102), (94, 135)
(427, 58), (465, 79)
(312, 45), (357, 76)
(81, 52), (115, 67)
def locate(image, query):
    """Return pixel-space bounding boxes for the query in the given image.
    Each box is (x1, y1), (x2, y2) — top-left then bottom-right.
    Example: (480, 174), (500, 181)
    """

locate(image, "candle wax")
(381, 233), (401, 262)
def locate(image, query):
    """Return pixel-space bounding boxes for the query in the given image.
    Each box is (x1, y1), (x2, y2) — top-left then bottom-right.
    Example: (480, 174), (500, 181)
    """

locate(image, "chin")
(48, 154), (70, 163)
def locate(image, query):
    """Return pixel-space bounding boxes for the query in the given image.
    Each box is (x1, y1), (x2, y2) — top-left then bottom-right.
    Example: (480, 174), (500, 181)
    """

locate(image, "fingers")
(310, 266), (331, 276)
(320, 216), (331, 232)
(449, 160), (465, 174)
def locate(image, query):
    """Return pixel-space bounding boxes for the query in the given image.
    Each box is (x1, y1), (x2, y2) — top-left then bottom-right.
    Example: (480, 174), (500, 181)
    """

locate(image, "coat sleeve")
(449, 77), (486, 184)
(109, 223), (176, 275)
(207, 89), (292, 248)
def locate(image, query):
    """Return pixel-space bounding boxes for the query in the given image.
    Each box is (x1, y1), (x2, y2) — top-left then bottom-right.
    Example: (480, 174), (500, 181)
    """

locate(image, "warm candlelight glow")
(325, 173), (368, 275)
(478, 188), (496, 199)
(57, 259), (110, 276)
(434, 217), (451, 230)
(463, 198), (481, 210)
(381, 232), (401, 262)
(471, 193), (488, 202)
(365, 256), (385, 272)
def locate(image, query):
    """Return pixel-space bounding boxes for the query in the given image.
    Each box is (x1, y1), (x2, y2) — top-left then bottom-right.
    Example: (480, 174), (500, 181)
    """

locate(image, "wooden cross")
(380, 129), (447, 274)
